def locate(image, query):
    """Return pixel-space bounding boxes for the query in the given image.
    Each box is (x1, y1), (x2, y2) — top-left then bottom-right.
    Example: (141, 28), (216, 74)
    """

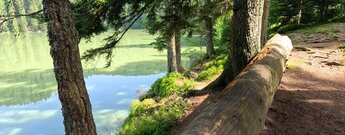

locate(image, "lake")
(0, 30), (201, 135)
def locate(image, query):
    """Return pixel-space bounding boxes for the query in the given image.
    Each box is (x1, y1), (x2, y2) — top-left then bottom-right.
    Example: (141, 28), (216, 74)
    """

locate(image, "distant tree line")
(0, 0), (46, 33)
(1, 0), (344, 134)
(270, 0), (345, 32)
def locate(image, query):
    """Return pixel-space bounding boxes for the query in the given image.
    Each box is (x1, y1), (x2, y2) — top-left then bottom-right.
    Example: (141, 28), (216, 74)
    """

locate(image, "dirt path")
(261, 41), (345, 134)
(174, 24), (345, 134)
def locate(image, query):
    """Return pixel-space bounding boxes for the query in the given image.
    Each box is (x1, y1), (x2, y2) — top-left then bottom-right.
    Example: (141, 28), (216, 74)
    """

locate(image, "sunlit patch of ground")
(261, 23), (345, 135)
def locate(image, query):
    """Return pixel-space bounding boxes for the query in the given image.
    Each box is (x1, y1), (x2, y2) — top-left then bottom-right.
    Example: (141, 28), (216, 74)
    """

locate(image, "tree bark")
(175, 26), (184, 72)
(318, 0), (327, 22)
(205, 16), (215, 56)
(261, 0), (270, 45)
(43, 0), (97, 134)
(181, 34), (293, 135)
(210, 0), (266, 88)
(297, 0), (303, 24)
(168, 29), (178, 73)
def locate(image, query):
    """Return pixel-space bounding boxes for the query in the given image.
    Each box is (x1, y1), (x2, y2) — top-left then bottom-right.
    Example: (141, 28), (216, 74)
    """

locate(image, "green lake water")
(0, 30), (201, 135)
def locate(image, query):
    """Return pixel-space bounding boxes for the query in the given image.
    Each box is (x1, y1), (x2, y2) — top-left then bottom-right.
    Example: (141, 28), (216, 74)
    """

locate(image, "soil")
(260, 41), (345, 135)
(174, 24), (345, 134)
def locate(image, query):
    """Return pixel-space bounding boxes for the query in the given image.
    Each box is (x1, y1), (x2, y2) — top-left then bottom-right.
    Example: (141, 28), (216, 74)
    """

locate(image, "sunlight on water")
(0, 30), (197, 135)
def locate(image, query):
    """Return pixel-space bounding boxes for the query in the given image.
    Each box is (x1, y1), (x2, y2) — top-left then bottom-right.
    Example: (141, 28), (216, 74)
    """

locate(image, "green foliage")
(292, 23), (344, 35)
(329, 13), (345, 22)
(73, 0), (156, 67)
(146, 0), (196, 52)
(269, 0), (344, 34)
(0, 0), (45, 33)
(13, 0), (29, 33)
(183, 48), (207, 68)
(24, 0), (41, 32)
(214, 11), (232, 54)
(196, 54), (227, 81)
(178, 79), (195, 92)
(149, 73), (182, 98)
(120, 95), (187, 135)
(119, 71), (195, 134)
(147, 73), (194, 98)
(275, 24), (308, 33)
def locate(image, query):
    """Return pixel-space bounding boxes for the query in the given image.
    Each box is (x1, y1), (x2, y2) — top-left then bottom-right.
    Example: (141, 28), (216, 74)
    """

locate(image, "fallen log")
(181, 34), (293, 135)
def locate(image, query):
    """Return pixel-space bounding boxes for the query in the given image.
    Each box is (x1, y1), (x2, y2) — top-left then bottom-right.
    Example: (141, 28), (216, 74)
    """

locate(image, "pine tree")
(13, 0), (29, 33)
(146, 0), (194, 73)
(43, 0), (97, 134)
(0, 0), (9, 32)
(211, 0), (266, 88)
(24, 0), (40, 31)
(6, 1), (20, 32)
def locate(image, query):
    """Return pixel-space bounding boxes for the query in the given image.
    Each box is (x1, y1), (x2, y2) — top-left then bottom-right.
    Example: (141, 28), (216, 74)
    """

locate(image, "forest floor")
(173, 23), (345, 134)
(261, 23), (345, 135)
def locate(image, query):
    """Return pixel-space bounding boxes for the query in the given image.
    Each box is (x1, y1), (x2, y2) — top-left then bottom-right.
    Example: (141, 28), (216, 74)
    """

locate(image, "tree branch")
(0, 9), (43, 18)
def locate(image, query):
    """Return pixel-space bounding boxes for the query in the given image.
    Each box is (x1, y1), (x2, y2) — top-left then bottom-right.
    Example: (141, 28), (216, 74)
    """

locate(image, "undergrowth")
(119, 73), (194, 135)
(119, 95), (187, 135)
(269, 22), (344, 35)
(119, 54), (227, 134)
(146, 73), (195, 98)
(196, 54), (227, 81)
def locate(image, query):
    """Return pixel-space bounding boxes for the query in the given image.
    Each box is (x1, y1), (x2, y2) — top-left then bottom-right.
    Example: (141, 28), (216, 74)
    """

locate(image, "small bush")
(130, 99), (157, 115)
(197, 66), (222, 81)
(329, 13), (345, 22)
(148, 73), (182, 98)
(178, 79), (195, 92)
(214, 11), (232, 54)
(120, 95), (187, 135)
(196, 54), (227, 81)
(147, 73), (195, 98)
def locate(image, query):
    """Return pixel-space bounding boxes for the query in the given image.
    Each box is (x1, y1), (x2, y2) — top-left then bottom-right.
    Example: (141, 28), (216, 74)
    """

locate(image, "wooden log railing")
(181, 34), (293, 135)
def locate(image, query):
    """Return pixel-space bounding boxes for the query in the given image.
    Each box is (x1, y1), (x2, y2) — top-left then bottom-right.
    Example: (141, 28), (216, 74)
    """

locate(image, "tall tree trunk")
(43, 0), (97, 134)
(318, 0), (326, 22)
(205, 16), (215, 56)
(168, 29), (178, 73)
(209, 0), (266, 88)
(297, 0), (303, 24)
(261, 0), (270, 45)
(175, 26), (184, 73)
